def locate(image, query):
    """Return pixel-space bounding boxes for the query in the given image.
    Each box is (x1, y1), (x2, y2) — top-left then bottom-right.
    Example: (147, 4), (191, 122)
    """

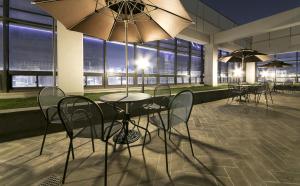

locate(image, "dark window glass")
(121, 77), (134, 85)
(0, 0), (3, 16)
(191, 55), (201, 77)
(9, 24), (53, 71)
(160, 39), (175, 50)
(159, 50), (175, 75)
(0, 22), (3, 70)
(136, 45), (157, 74)
(177, 53), (189, 75)
(84, 37), (104, 73)
(137, 76), (157, 85)
(10, 0), (52, 25)
(106, 42), (134, 73)
(12, 75), (37, 88)
(86, 76), (102, 86)
(177, 38), (189, 53)
(218, 50), (230, 83)
(38, 76), (54, 87)
(160, 77), (168, 84)
(108, 76), (121, 85)
(191, 42), (202, 56)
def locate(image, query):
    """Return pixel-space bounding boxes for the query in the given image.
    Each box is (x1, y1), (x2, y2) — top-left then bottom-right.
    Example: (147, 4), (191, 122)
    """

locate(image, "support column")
(246, 62), (256, 84)
(57, 22), (84, 95)
(204, 40), (218, 86)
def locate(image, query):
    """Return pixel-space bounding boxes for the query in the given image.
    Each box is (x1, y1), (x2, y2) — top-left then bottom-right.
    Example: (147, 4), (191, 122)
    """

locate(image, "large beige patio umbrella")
(32, 0), (193, 95)
(260, 59), (292, 83)
(219, 49), (271, 82)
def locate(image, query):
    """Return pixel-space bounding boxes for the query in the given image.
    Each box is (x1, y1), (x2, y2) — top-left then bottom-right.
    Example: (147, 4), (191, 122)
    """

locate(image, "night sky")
(200, 0), (300, 25)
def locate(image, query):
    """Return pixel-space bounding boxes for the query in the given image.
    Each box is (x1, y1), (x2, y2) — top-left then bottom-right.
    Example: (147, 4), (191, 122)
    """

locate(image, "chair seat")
(50, 119), (62, 124)
(143, 103), (166, 111)
(75, 121), (123, 140)
(149, 114), (184, 129)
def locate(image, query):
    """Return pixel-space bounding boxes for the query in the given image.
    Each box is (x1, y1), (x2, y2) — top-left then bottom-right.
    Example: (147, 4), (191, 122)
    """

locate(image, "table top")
(236, 84), (260, 87)
(99, 92), (152, 103)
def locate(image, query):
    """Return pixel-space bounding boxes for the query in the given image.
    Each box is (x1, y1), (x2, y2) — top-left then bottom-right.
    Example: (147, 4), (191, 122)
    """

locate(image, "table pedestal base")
(113, 130), (140, 144)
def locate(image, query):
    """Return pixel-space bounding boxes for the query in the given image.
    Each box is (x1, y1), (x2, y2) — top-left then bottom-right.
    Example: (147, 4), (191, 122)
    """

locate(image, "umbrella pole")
(274, 67), (277, 83)
(242, 56), (245, 83)
(125, 20), (129, 97)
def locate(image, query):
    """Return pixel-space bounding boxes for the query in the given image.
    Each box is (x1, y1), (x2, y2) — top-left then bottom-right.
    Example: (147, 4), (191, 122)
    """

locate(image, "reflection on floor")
(1, 92), (300, 186)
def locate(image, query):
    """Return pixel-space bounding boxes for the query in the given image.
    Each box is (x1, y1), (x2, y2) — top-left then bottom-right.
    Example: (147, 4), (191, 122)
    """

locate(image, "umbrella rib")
(107, 20), (117, 41)
(144, 3), (192, 22)
(142, 13), (173, 39)
(133, 21), (144, 43)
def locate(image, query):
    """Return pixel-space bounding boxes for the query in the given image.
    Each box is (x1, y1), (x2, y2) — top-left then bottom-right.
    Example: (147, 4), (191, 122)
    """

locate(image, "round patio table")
(100, 92), (152, 144)
(235, 84), (260, 102)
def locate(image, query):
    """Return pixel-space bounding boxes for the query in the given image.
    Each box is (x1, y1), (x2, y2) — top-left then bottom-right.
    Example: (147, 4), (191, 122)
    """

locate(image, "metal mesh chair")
(58, 96), (123, 185)
(142, 85), (172, 110)
(37, 87), (65, 155)
(142, 90), (194, 174)
(227, 84), (243, 103)
(256, 83), (273, 106)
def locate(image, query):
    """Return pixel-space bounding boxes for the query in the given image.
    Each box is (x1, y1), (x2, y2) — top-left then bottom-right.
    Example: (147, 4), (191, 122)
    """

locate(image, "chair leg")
(40, 122), (49, 155)
(265, 92), (269, 107)
(62, 139), (72, 184)
(163, 129), (169, 174)
(169, 128), (172, 140)
(104, 141), (108, 186)
(71, 142), (75, 160)
(186, 123), (195, 157)
(142, 114), (150, 152)
(269, 91), (274, 104)
(90, 125), (95, 152)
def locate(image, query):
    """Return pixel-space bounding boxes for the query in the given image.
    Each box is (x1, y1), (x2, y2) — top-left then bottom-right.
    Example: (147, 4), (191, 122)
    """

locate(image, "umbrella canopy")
(32, 0), (193, 43)
(219, 49), (271, 63)
(259, 60), (292, 83)
(260, 60), (292, 68)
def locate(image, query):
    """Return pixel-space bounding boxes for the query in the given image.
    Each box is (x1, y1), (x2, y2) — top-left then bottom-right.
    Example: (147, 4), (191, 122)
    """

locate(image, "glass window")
(159, 50), (175, 75)
(191, 55), (201, 77)
(121, 77), (134, 85)
(177, 38), (189, 53)
(136, 45), (157, 74)
(106, 42), (134, 73)
(86, 76), (102, 86)
(177, 77), (183, 84)
(108, 76), (121, 85)
(160, 77), (168, 84)
(177, 53), (189, 75)
(0, 0), (3, 16)
(160, 39), (175, 50)
(10, 0), (52, 25)
(12, 75), (36, 88)
(84, 37), (104, 73)
(9, 24), (53, 71)
(38, 76), (54, 87)
(148, 77), (157, 85)
(138, 77), (147, 85)
(0, 22), (3, 70)
(191, 42), (202, 56)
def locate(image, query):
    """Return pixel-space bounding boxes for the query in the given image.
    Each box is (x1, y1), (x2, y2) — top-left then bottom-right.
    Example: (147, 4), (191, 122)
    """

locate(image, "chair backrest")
(153, 84), (171, 106)
(38, 87), (65, 120)
(154, 84), (171, 98)
(58, 96), (105, 140)
(168, 90), (194, 128)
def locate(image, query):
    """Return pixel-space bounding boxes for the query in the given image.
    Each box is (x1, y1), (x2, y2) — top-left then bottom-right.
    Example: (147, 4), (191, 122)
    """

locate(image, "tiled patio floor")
(1, 92), (300, 186)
